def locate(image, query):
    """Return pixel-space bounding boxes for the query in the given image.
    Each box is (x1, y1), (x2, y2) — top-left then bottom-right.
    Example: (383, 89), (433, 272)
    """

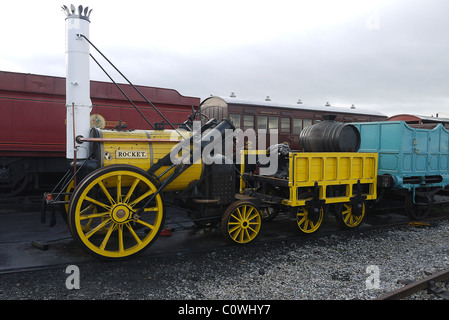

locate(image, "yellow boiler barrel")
(90, 128), (202, 191)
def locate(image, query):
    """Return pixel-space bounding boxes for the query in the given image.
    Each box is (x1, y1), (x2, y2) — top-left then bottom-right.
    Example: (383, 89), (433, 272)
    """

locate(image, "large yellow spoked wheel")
(68, 165), (165, 260)
(334, 202), (365, 229)
(221, 201), (262, 244)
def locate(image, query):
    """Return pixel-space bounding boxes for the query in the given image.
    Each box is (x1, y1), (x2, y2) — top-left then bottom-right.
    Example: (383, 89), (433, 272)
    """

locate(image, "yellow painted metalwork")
(284, 152), (378, 207)
(239, 150), (378, 207)
(95, 129), (202, 191)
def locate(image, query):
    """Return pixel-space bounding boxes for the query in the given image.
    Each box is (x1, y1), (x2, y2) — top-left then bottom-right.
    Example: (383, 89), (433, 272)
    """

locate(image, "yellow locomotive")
(61, 119), (237, 259)
(43, 117), (378, 260)
(42, 4), (379, 260)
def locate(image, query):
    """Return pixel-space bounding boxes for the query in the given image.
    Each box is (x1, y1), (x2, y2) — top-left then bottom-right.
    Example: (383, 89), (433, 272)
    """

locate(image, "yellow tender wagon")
(237, 151), (378, 236)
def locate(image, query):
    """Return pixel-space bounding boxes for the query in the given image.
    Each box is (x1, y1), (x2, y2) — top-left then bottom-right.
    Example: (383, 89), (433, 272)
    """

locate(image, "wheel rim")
(296, 206), (323, 234)
(70, 168), (164, 259)
(405, 192), (431, 220)
(64, 180), (75, 215)
(340, 203), (365, 228)
(227, 204), (261, 244)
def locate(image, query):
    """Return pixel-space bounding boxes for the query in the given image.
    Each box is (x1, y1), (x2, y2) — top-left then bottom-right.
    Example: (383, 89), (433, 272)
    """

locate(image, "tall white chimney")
(62, 4), (92, 159)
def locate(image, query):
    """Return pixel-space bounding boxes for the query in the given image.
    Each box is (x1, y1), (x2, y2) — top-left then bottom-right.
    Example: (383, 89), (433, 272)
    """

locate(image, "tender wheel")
(296, 205), (324, 234)
(405, 191), (431, 220)
(221, 201), (262, 244)
(334, 202), (365, 229)
(296, 192), (325, 235)
(68, 165), (165, 260)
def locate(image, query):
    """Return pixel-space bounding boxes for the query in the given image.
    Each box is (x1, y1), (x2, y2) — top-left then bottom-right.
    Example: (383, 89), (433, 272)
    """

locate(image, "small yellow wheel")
(296, 192), (325, 235)
(296, 206), (324, 234)
(221, 201), (262, 244)
(68, 165), (165, 260)
(334, 202), (365, 229)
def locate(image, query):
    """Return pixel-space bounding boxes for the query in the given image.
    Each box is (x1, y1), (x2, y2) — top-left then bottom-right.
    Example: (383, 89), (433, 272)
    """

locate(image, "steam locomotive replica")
(41, 5), (449, 260)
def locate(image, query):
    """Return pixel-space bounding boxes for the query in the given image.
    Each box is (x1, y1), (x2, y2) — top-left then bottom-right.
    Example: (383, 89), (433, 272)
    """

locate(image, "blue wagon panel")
(353, 121), (449, 189)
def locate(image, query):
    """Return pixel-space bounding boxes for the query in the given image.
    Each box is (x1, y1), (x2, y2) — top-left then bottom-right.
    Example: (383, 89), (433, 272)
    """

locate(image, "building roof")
(201, 96), (387, 118)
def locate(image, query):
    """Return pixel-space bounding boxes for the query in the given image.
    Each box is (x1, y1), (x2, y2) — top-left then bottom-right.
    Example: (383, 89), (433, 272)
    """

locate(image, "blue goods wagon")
(353, 121), (449, 219)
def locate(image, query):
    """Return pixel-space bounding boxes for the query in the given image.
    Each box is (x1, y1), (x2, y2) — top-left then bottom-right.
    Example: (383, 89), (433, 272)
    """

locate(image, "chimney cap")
(62, 4), (92, 22)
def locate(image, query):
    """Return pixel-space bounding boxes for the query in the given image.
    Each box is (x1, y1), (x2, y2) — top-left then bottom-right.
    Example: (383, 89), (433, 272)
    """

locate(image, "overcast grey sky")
(1, 0), (448, 117)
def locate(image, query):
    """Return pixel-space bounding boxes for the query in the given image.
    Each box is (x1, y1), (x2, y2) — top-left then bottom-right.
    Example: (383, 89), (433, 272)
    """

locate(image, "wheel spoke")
(125, 222), (142, 244)
(231, 213), (241, 223)
(229, 224), (240, 233)
(247, 225), (257, 233)
(98, 181), (115, 205)
(244, 206), (254, 219)
(79, 211), (109, 220)
(241, 206), (247, 219)
(84, 196), (111, 210)
(247, 212), (258, 221)
(118, 224), (124, 253)
(128, 189), (154, 207)
(85, 217), (94, 229)
(244, 229), (251, 241)
(297, 216), (307, 226)
(100, 222), (116, 250)
(343, 212), (351, 224)
(303, 220), (309, 230)
(135, 219), (155, 231)
(79, 204), (95, 215)
(231, 228), (241, 241)
(85, 218), (111, 239)
(236, 208), (243, 220)
(123, 178), (140, 204)
(117, 175), (122, 202)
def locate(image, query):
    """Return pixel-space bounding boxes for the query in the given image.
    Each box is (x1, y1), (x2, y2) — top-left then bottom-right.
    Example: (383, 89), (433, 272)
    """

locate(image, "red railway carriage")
(388, 114), (449, 129)
(200, 96), (387, 150)
(0, 70), (200, 196)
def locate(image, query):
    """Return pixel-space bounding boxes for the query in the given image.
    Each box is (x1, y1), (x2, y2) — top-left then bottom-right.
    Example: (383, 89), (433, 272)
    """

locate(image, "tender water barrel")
(299, 115), (361, 152)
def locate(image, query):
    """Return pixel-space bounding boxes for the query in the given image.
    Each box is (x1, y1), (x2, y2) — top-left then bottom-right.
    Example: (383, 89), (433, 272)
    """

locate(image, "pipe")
(77, 137), (181, 143)
(192, 199), (220, 204)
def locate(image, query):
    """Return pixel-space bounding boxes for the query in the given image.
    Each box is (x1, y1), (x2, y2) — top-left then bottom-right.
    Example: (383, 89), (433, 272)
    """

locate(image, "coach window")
(304, 119), (313, 128)
(293, 119), (303, 134)
(229, 114), (241, 129)
(281, 117), (291, 133)
(243, 115), (254, 129)
(258, 116), (267, 130)
(268, 117), (278, 131)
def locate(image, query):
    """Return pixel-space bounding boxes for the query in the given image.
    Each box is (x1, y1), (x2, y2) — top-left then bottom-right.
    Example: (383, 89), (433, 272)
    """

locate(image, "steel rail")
(376, 268), (449, 300)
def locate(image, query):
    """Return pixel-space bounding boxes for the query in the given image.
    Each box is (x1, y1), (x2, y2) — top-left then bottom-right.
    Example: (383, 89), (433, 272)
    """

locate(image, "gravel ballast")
(1, 218), (449, 300)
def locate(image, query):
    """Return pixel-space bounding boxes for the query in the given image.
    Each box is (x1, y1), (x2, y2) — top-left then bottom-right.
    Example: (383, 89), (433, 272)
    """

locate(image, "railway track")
(1, 201), (449, 300)
(376, 268), (449, 300)
(1, 199), (448, 276)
